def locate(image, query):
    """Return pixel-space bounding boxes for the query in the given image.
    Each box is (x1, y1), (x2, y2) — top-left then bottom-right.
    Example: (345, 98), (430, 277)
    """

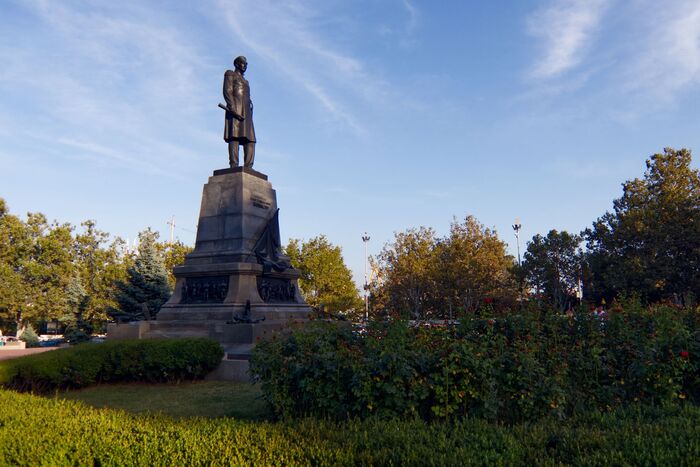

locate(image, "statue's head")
(234, 56), (248, 73)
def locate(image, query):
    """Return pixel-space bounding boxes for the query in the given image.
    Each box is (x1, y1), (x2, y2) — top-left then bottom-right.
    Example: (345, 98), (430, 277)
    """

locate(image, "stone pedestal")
(113, 167), (311, 381)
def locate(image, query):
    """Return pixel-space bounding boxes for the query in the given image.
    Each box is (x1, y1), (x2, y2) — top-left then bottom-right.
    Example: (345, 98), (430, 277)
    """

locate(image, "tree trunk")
(15, 308), (23, 337)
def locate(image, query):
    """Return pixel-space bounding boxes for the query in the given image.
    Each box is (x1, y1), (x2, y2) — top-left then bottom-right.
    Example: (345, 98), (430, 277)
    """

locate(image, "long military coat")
(223, 70), (256, 143)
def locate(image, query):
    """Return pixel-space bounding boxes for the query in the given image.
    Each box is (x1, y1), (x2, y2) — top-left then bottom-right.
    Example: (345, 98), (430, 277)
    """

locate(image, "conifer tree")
(19, 323), (39, 347)
(109, 229), (172, 322)
(585, 148), (700, 303)
(63, 274), (93, 344)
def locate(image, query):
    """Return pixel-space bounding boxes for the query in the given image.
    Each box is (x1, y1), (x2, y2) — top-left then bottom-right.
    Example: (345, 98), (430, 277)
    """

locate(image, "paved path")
(0, 347), (59, 361)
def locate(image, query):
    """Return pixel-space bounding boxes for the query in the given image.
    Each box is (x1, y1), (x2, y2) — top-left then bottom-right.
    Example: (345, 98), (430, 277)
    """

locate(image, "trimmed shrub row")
(250, 304), (700, 422)
(0, 389), (699, 465)
(0, 338), (224, 393)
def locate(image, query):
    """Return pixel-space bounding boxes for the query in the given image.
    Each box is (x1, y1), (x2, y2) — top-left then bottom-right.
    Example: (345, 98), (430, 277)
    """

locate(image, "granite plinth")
(190, 169), (277, 262)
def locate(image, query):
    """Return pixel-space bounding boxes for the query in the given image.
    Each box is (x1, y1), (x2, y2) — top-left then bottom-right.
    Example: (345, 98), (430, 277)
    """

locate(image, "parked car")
(38, 338), (65, 347)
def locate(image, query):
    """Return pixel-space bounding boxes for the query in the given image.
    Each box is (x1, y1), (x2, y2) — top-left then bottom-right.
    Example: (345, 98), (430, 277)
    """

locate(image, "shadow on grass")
(57, 381), (272, 421)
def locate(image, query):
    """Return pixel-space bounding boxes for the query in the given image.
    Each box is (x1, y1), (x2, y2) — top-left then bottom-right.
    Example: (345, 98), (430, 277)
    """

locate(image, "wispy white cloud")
(378, 0), (420, 47)
(626, 0), (700, 101)
(56, 138), (165, 174)
(403, 0), (419, 34)
(527, 0), (610, 79)
(0, 1), (214, 176)
(215, 0), (395, 135)
(522, 0), (700, 116)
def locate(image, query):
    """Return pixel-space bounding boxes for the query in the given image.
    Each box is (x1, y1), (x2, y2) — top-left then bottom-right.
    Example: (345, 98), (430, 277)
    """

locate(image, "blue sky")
(2, 0), (700, 287)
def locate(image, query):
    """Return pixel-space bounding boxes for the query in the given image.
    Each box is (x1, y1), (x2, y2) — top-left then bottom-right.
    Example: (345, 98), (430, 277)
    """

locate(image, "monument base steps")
(205, 358), (251, 382)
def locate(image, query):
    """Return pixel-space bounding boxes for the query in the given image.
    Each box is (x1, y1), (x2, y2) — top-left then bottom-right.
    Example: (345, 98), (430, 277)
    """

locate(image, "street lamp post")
(362, 232), (370, 321)
(512, 219), (522, 267)
(512, 219), (523, 304)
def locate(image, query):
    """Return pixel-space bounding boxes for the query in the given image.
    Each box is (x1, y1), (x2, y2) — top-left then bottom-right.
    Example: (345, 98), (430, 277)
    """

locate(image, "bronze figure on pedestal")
(221, 56), (256, 168)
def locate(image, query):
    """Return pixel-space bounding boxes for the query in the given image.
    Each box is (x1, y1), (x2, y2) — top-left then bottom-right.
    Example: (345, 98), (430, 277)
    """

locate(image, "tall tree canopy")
(0, 201), (32, 331)
(584, 148), (700, 303)
(522, 230), (582, 311)
(374, 226), (438, 320)
(435, 216), (515, 314)
(0, 206), (75, 332)
(74, 220), (129, 323)
(0, 199), (193, 334)
(374, 216), (515, 320)
(285, 235), (362, 315)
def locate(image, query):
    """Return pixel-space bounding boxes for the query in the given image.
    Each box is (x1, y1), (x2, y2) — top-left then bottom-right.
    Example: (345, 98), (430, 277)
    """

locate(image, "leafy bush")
(0, 389), (699, 465)
(63, 316), (95, 345)
(251, 305), (700, 422)
(19, 324), (40, 348)
(0, 338), (223, 393)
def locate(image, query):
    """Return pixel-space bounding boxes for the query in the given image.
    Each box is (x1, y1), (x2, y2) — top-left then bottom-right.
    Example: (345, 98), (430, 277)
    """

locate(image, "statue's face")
(235, 59), (248, 73)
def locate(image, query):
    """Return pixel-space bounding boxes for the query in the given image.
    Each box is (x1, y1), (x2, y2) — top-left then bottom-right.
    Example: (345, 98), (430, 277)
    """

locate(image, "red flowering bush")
(250, 304), (700, 422)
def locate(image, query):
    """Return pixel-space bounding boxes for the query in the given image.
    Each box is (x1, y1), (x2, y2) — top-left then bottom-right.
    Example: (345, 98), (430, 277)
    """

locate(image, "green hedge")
(0, 338), (224, 393)
(250, 304), (700, 422)
(0, 389), (698, 465)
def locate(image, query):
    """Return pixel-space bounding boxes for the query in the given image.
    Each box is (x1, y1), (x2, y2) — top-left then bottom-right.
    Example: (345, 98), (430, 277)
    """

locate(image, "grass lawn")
(2, 387), (699, 465)
(59, 381), (271, 420)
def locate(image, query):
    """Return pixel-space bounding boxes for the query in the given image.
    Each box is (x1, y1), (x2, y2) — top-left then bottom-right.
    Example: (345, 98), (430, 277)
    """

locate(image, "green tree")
(522, 230), (582, 311)
(74, 221), (131, 323)
(0, 200), (29, 333)
(109, 229), (172, 322)
(62, 274), (93, 344)
(435, 216), (516, 314)
(584, 148), (700, 303)
(0, 204), (76, 333)
(24, 215), (76, 324)
(157, 240), (194, 288)
(373, 217), (515, 319)
(19, 323), (39, 347)
(285, 235), (362, 315)
(374, 227), (438, 319)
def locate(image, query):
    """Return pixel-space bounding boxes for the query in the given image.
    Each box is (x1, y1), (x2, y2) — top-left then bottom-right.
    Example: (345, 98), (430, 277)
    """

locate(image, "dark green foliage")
(522, 229), (582, 310)
(109, 229), (172, 322)
(0, 209), (75, 331)
(585, 148), (700, 303)
(0, 389), (698, 464)
(63, 274), (93, 344)
(19, 324), (39, 347)
(0, 201), (133, 334)
(73, 220), (129, 324)
(63, 325), (92, 345)
(0, 338), (224, 393)
(251, 305), (700, 422)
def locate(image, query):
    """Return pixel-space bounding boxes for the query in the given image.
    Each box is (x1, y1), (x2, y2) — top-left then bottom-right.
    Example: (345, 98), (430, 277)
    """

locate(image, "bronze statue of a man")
(223, 56), (256, 168)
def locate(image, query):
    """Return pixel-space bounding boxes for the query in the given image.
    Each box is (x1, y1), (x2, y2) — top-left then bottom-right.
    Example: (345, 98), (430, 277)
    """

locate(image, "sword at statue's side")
(218, 103), (243, 121)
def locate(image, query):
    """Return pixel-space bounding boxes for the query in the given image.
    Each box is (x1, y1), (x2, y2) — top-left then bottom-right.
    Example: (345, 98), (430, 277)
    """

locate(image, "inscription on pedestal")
(251, 194), (271, 210)
(181, 276), (229, 304)
(257, 277), (296, 303)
